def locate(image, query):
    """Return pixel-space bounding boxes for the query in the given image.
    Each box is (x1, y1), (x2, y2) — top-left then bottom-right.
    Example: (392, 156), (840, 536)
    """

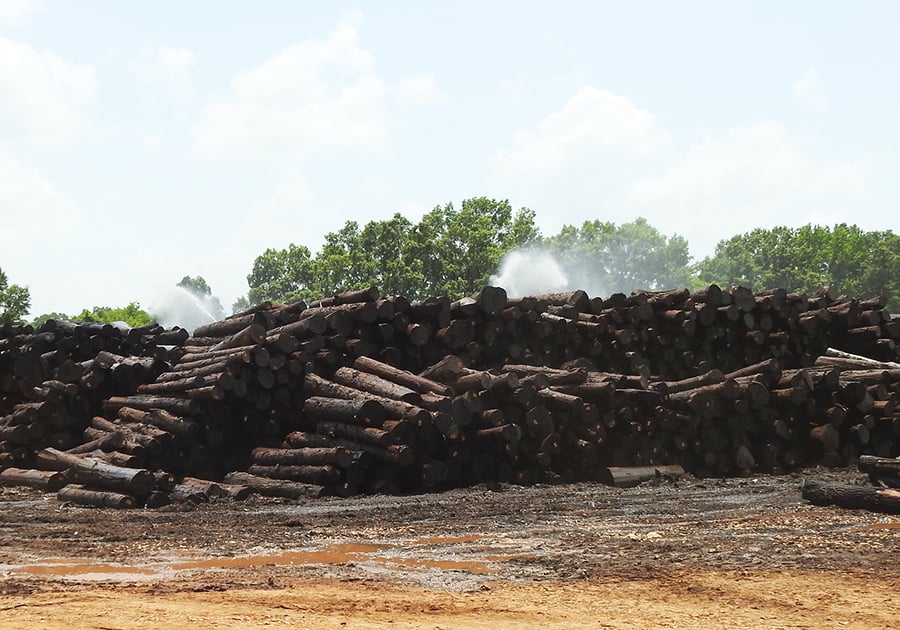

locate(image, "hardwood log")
(303, 396), (385, 427)
(801, 479), (900, 514)
(0, 467), (69, 491)
(332, 366), (422, 404)
(250, 446), (355, 468)
(222, 471), (326, 499)
(57, 484), (135, 509)
(857, 455), (900, 478)
(247, 463), (341, 485)
(353, 355), (452, 396)
(39, 447), (156, 495)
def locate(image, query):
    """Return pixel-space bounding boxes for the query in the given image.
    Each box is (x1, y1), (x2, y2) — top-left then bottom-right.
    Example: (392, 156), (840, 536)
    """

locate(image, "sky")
(1, 1), (898, 319)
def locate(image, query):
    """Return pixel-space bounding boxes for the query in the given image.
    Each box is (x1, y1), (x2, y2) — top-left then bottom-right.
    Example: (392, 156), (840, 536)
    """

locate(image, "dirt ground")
(1, 470), (898, 629)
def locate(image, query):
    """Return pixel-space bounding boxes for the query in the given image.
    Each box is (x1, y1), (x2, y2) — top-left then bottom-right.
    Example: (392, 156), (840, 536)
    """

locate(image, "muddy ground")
(1, 470), (898, 628)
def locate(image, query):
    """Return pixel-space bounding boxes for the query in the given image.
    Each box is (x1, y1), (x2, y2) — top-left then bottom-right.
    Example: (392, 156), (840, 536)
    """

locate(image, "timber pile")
(1, 284), (899, 508)
(0, 320), (186, 470)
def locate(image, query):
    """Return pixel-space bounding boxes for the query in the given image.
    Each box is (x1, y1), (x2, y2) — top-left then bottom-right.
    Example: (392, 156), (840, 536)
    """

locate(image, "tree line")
(2, 197), (898, 325)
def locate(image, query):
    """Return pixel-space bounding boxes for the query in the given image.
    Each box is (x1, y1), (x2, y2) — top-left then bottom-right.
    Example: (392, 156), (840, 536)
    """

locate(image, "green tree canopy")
(698, 224), (900, 310)
(238, 198), (540, 305)
(245, 243), (317, 306)
(543, 218), (693, 295)
(0, 267), (31, 325)
(73, 303), (155, 327)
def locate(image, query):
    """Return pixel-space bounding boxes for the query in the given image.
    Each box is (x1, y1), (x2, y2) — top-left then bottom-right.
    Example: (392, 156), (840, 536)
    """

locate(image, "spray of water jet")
(148, 286), (223, 333)
(490, 249), (570, 297)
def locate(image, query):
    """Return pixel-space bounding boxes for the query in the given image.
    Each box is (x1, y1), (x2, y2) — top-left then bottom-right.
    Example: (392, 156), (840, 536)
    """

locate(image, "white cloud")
(0, 36), (96, 145)
(0, 0), (43, 28)
(491, 86), (667, 178)
(194, 15), (388, 157)
(394, 73), (446, 106)
(627, 121), (867, 257)
(130, 44), (196, 101)
(194, 13), (443, 158)
(791, 68), (828, 113)
(0, 151), (82, 314)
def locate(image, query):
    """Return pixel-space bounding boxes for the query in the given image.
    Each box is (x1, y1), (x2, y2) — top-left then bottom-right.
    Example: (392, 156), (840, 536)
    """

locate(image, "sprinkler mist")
(148, 286), (222, 334)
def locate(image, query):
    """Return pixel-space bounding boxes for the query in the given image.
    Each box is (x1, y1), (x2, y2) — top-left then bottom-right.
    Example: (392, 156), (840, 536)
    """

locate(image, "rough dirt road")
(2, 470), (898, 629)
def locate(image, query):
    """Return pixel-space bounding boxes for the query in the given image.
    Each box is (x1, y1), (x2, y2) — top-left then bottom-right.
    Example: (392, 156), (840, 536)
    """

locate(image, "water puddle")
(415, 534), (482, 545)
(169, 543), (389, 570)
(3, 538), (517, 582)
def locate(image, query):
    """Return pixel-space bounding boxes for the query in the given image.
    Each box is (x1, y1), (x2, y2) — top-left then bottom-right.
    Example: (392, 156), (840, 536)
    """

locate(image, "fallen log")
(57, 484), (135, 509)
(857, 455), (900, 478)
(222, 471), (326, 499)
(38, 447), (156, 495)
(597, 465), (685, 488)
(801, 478), (900, 514)
(0, 467), (69, 491)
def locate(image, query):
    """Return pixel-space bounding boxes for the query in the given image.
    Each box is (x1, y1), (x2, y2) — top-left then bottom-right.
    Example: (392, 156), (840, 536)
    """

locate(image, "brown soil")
(2, 470), (898, 629)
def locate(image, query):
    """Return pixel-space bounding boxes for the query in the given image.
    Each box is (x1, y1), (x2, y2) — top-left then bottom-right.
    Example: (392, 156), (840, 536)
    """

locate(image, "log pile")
(1, 284), (899, 507)
(0, 320), (186, 469)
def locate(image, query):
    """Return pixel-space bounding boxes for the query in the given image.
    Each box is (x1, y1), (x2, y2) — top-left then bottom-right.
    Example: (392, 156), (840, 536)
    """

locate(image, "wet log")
(598, 465), (685, 488)
(209, 323), (266, 352)
(222, 471), (326, 499)
(39, 447), (156, 495)
(103, 395), (199, 416)
(247, 463), (341, 485)
(169, 484), (210, 504)
(0, 467), (69, 491)
(57, 484), (135, 509)
(180, 476), (252, 500)
(250, 446), (355, 468)
(304, 373), (430, 424)
(353, 355), (452, 396)
(284, 431), (415, 466)
(117, 406), (198, 439)
(310, 286), (380, 308)
(191, 312), (271, 339)
(857, 455), (900, 478)
(303, 396), (385, 427)
(801, 479), (900, 514)
(331, 366), (422, 404)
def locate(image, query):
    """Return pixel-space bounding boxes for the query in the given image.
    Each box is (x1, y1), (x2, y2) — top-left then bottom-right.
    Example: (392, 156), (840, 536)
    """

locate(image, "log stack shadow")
(1, 284), (898, 508)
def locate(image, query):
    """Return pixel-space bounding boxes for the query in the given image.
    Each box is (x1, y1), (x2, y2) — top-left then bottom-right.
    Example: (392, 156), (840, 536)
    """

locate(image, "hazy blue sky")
(1, 1), (897, 317)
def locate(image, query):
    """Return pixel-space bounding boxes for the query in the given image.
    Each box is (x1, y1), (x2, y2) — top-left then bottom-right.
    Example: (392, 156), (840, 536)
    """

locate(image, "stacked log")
(2, 284), (899, 508)
(0, 320), (185, 469)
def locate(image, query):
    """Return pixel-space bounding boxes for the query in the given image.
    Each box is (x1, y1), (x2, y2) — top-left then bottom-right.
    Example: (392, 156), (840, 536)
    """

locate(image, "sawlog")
(598, 465), (685, 488)
(801, 478), (900, 514)
(222, 471), (326, 499)
(57, 484), (135, 509)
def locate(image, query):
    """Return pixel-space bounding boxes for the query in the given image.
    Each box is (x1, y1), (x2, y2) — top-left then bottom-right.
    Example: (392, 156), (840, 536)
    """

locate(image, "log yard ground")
(1, 469), (898, 629)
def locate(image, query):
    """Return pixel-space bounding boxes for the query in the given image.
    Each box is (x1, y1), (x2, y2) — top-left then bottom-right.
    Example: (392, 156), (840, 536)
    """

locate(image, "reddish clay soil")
(1, 470), (898, 629)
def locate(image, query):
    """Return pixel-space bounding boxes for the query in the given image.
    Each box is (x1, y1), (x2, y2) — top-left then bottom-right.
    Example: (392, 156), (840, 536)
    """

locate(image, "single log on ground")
(180, 476), (252, 500)
(0, 467), (69, 491)
(39, 447), (156, 495)
(801, 478), (900, 514)
(57, 484), (135, 509)
(857, 455), (900, 478)
(222, 471), (326, 499)
(598, 465), (686, 488)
